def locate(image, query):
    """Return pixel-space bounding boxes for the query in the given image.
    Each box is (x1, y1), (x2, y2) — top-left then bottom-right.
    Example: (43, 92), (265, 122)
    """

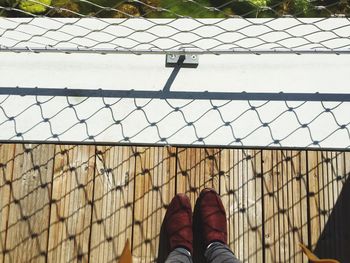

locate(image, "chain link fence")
(1, 92), (349, 149)
(1, 0), (350, 149)
(0, 0), (350, 54)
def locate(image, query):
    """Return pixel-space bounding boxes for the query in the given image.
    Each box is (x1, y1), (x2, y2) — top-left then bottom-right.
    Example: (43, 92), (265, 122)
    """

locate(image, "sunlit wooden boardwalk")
(0, 144), (349, 262)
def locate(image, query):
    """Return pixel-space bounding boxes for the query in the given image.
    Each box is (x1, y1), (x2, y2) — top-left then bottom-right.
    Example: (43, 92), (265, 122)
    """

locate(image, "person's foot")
(164, 194), (193, 254)
(197, 188), (227, 247)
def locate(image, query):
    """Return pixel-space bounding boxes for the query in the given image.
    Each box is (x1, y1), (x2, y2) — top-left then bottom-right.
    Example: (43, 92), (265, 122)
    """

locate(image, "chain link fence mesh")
(1, 92), (349, 149)
(0, 0), (350, 54)
(1, 0), (350, 148)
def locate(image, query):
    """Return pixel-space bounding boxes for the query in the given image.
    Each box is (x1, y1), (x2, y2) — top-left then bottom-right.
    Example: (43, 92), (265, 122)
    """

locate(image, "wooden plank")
(262, 150), (282, 262)
(284, 151), (308, 262)
(330, 150), (341, 259)
(262, 150), (274, 262)
(308, 151), (334, 258)
(220, 149), (238, 256)
(234, 149), (245, 261)
(232, 150), (241, 259)
(176, 147), (220, 207)
(308, 151), (330, 256)
(4, 144), (55, 263)
(279, 150), (289, 263)
(233, 149), (252, 261)
(132, 147), (177, 263)
(308, 151), (322, 251)
(175, 147), (220, 263)
(237, 149), (245, 259)
(0, 144), (15, 262)
(337, 151), (350, 261)
(219, 149), (234, 252)
(220, 149), (263, 262)
(332, 152), (344, 261)
(308, 151), (350, 262)
(263, 150), (308, 263)
(279, 150), (291, 263)
(333, 152), (342, 260)
(47, 145), (95, 263)
(325, 151), (335, 256)
(245, 150), (263, 263)
(89, 146), (136, 262)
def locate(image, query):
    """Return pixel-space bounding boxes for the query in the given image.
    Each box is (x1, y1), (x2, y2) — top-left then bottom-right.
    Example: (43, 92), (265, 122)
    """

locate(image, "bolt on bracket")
(165, 54), (199, 68)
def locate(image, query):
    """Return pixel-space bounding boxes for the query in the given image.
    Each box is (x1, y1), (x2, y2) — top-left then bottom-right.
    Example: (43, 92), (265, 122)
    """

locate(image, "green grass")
(0, 0), (348, 17)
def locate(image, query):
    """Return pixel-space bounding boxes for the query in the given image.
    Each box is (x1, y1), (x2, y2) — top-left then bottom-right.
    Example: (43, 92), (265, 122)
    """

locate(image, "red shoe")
(197, 188), (227, 247)
(164, 194), (193, 254)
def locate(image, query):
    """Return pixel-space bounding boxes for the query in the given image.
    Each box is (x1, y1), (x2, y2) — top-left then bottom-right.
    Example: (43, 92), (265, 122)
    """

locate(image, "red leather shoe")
(197, 188), (227, 247)
(164, 194), (193, 254)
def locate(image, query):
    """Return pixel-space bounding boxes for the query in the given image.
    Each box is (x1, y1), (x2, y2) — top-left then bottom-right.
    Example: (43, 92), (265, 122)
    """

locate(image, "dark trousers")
(165, 242), (240, 263)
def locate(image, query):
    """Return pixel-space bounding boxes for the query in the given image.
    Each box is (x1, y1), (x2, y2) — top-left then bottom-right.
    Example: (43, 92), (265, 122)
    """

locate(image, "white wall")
(0, 18), (349, 149)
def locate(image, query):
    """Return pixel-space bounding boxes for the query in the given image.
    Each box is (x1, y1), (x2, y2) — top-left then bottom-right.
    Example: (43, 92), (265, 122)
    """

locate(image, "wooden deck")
(0, 144), (349, 262)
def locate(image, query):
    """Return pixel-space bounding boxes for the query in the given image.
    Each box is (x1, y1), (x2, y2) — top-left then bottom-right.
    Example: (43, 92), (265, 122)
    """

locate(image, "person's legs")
(164, 194), (193, 263)
(165, 247), (193, 263)
(204, 241), (240, 263)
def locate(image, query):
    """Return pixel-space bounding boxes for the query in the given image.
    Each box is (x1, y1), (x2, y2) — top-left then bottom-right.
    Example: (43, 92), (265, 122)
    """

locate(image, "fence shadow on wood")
(0, 144), (102, 262)
(1, 144), (349, 263)
(0, 144), (55, 262)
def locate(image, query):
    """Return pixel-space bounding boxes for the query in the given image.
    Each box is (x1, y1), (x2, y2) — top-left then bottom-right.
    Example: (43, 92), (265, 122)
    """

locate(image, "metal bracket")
(165, 54), (199, 68)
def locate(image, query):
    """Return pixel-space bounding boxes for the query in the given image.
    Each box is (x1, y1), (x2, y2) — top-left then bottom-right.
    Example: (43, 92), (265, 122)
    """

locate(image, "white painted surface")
(1, 52), (349, 93)
(0, 18), (349, 148)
